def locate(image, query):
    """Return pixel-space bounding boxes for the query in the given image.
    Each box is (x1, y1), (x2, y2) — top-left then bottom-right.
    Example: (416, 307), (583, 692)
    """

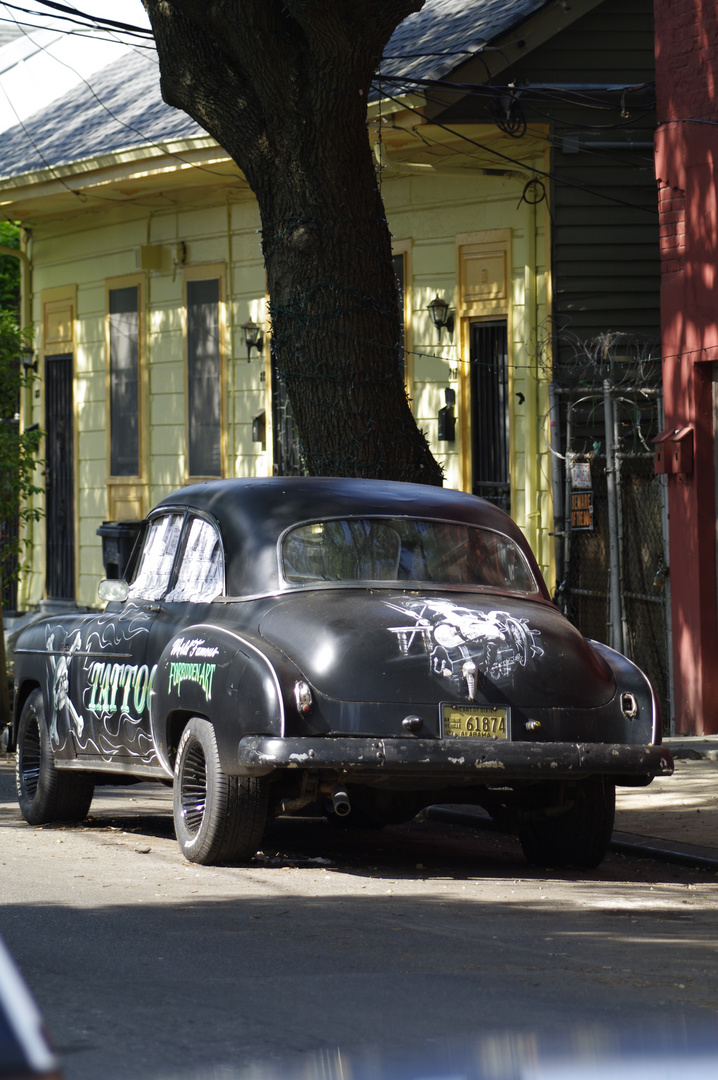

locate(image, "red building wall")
(654, 0), (718, 733)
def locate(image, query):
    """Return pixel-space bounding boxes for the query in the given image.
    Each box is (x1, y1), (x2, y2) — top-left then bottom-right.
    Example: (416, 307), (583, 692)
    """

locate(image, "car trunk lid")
(258, 589), (616, 708)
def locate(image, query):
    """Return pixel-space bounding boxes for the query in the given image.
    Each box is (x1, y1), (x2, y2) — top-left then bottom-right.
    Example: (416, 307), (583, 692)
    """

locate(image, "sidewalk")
(613, 735), (718, 867)
(428, 735), (718, 868)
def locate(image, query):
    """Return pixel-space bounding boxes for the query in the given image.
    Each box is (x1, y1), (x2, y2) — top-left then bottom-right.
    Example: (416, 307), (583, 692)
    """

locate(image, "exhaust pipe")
(331, 788), (351, 817)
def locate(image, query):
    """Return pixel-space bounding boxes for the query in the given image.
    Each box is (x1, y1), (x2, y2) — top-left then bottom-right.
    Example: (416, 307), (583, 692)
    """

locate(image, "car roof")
(157, 477), (549, 599)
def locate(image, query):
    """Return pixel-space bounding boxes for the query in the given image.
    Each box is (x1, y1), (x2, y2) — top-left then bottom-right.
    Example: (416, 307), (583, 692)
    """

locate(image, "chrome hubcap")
(180, 739), (207, 835)
(20, 718), (41, 799)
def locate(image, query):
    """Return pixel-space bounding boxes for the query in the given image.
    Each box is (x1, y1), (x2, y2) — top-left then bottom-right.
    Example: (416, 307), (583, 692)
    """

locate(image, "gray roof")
(0, 0), (549, 181)
(376, 0), (548, 90)
(0, 49), (201, 178)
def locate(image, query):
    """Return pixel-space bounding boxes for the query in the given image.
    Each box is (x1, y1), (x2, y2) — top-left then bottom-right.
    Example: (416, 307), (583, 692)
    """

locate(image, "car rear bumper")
(236, 735), (674, 783)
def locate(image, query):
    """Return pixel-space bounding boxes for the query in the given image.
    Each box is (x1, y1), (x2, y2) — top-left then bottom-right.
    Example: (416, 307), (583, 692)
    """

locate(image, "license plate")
(441, 704), (509, 740)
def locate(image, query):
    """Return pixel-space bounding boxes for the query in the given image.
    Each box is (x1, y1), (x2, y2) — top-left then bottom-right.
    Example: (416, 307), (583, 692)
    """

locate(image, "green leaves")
(0, 311), (43, 589)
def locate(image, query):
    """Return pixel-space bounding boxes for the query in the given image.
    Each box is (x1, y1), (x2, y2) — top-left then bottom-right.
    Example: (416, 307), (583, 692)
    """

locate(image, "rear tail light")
(294, 681), (313, 715)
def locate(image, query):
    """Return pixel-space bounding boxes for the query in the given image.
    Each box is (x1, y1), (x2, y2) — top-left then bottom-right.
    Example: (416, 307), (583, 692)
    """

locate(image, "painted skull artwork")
(385, 597), (544, 697)
(46, 627), (84, 746)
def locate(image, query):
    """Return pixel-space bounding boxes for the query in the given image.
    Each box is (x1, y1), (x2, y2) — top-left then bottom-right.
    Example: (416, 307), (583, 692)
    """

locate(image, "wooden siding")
(512, 0), (660, 356)
(440, 0), (659, 362)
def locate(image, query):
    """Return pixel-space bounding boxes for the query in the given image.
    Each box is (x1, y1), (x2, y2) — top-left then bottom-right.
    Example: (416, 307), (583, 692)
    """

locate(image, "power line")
(0, 15), (155, 46)
(0, 12), (243, 188)
(376, 84), (659, 217)
(23, 0), (151, 35)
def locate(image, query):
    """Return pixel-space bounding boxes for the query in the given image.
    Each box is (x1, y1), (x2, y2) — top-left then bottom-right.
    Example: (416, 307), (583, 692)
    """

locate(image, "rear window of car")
(281, 518), (539, 594)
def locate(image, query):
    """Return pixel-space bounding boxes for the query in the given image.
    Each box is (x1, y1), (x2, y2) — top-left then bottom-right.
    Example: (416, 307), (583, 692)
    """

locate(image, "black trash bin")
(96, 520), (143, 580)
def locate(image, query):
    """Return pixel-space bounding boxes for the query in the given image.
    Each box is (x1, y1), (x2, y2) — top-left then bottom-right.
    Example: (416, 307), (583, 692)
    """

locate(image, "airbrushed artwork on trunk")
(384, 598), (544, 699)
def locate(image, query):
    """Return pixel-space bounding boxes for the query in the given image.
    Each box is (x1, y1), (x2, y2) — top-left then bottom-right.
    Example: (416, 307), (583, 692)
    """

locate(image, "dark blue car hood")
(258, 589), (616, 708)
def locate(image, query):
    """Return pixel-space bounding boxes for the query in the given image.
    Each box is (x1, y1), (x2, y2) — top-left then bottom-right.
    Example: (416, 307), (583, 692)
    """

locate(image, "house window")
(109, 285), (140, 477)
(187, 278), (221, 478)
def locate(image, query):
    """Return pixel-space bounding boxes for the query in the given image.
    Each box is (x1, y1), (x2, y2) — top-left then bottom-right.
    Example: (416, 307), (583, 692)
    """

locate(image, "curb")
(426, 806), (718, 871)
(610, 831), (718, 871)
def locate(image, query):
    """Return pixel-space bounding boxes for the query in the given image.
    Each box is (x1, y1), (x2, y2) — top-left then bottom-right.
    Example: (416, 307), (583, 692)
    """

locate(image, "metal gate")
(550, 340), (672, 732)
(470, 320), (510, 511)
(45, 354), (75, 600)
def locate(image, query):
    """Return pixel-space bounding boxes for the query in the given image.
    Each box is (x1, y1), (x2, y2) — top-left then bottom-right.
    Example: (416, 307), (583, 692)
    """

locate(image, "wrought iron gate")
(470, 320), (510, 511)
(45, 354), (75, 600)
(550, 340), (672, 731)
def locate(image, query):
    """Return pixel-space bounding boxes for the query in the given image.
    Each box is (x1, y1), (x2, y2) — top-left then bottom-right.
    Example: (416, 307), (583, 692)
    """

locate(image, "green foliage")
(0, 222), (20, 315)
(0, 310), (43, 589)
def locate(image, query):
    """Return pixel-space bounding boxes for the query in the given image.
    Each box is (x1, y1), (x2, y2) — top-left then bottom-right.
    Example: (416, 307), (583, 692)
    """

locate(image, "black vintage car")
(11, 477), (672, 868)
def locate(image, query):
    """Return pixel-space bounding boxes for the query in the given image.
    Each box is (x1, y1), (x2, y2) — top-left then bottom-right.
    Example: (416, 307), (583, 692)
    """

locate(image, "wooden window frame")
(456, 230), (512, 495)
(105, 273), (148, 521)
(183, 263), (227, 482)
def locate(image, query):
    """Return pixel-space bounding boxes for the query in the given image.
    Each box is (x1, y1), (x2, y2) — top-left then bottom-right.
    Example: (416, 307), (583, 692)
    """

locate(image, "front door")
(470, 320), (510, 512)
(45, 354), (75, 600)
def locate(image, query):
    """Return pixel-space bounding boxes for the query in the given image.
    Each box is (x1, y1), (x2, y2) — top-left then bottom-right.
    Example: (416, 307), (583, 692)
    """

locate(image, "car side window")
(127, 514), (184, 601)
(165, 516), (224, 603)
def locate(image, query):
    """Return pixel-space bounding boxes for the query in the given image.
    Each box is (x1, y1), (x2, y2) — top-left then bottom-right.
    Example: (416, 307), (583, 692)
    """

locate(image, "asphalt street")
(1, 753), (718, 1080)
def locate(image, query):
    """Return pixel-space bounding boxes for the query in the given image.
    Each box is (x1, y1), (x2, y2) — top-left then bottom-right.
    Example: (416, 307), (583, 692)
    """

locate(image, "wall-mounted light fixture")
(427, 296), (454, 343)
(241, 319), (264, 361)
(21, 345), (37, 373)
(438, 387), (456, 442)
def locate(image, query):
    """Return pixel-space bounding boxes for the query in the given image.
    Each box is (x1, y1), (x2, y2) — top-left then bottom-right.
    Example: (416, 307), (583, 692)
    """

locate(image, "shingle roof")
(376, 0), (548, 90)
(0, 49), (201, 178)
(0, 0), (549, 181)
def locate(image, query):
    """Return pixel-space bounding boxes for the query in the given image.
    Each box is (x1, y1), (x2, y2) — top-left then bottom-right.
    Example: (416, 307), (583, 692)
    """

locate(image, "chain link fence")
(549, 334), (672, 733)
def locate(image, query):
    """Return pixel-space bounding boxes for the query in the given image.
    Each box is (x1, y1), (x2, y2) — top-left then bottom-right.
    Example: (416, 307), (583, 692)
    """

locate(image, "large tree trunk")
(144, 0), (442, 485)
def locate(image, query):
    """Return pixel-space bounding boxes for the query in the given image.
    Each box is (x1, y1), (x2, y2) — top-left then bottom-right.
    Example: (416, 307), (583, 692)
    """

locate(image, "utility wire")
(21, 0), (151, 35)
(376, 83), (659, 216)
(0, 8), (243, 186)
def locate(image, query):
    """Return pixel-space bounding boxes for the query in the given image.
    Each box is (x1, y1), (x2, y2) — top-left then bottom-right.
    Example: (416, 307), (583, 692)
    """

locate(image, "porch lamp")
(20, 345), (37, 373)
(241, 319), (264, 361)
(427, 296), (454, 343)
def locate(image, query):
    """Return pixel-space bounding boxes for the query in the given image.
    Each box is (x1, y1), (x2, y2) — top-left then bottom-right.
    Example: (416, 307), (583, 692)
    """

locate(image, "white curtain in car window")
(127, 515), (183, 601)
(166, 518), (223, 602)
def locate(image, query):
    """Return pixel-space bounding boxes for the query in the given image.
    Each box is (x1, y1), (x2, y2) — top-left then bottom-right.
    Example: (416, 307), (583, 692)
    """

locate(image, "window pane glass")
(127, 514), (183, 600)
(187, 278), (221, 477)
(166, 517), (223, 602)
(282, 517), (538, 594)
(109, 286), (139, 476)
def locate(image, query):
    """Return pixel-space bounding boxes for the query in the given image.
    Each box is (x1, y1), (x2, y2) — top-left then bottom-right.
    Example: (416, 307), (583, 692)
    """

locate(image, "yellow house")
(0, 0), (658, 612)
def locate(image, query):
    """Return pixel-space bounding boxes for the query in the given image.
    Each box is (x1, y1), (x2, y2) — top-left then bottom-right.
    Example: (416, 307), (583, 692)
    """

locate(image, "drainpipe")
(603, 378), (623, 652)
(548, 381), (564, 586)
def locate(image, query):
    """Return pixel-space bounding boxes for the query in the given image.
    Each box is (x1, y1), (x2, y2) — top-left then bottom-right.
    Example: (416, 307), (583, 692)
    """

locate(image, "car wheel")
(173, 717), (268, 865)
(15, 688), (95, 825)
(518, 775), (615, 869)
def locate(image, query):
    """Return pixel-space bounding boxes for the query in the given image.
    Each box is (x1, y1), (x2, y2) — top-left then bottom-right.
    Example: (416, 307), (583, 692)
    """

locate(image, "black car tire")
(173, 717), (268, 865)
(15, 688), (95, 825)
(518, 775), (615, 869)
